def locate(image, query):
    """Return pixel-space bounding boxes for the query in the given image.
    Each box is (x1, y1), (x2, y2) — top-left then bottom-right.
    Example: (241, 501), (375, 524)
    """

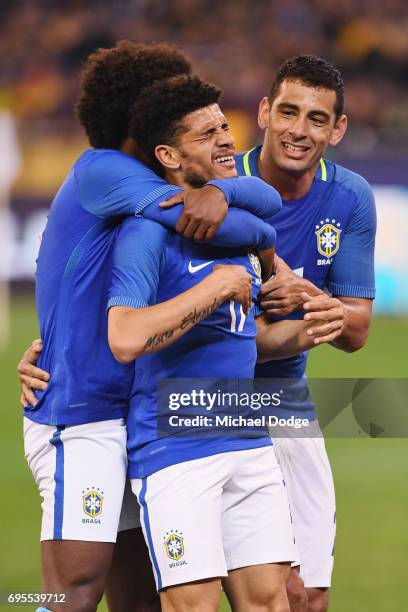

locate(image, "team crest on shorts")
(82, 488), (103, 517)
(247, 250), (262, 278)
(164, 530), (185, 561)
(315, 219), (342, 258)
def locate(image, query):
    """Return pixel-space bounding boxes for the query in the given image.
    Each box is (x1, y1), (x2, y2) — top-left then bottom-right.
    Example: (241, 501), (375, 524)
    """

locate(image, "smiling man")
(18, 41), (300, 612)
(106, 73), (316, 612)
(236, 56), (376, 612)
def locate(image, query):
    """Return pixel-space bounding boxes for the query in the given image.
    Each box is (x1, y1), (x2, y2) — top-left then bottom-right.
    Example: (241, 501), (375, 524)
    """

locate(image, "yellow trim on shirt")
(320, 158), (327, 182)
(242, 148), (256, 176)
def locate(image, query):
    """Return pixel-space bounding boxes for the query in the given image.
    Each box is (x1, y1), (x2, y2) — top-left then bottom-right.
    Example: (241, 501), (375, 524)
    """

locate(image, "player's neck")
(258, 146), (316, 201)
(121, 138), (151, 167)
(164, 170), (194, 190)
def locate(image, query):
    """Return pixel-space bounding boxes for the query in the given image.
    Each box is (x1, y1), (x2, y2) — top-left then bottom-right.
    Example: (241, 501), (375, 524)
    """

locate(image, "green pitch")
(1, 296), (407, 611)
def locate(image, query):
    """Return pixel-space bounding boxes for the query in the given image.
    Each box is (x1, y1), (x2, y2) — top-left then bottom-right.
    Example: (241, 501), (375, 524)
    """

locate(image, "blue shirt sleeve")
(327, 181), (376, 298)
(143, 205), (276, 249)
(208, 176), (282, 221)
(108, 217), (168, 309)
(75, 151), (281, 229)
(75, 150), (181, 219)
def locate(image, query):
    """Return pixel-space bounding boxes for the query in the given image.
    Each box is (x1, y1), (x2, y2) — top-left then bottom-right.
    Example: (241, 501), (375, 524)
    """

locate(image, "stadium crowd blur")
(1, 0), (408, 200)
(1, 0), (407, 312)
(3, 0), (408, 144)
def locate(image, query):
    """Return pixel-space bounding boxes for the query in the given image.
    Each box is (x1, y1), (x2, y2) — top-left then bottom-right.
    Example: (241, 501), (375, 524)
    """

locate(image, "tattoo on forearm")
(144, 298), (218, 351)
(144, 329), (175, 350)
(180, 298), (218, 329)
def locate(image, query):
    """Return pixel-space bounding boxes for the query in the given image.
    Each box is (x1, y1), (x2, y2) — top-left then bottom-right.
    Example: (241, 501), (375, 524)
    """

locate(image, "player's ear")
(330, 114), (348, 147)
(258, 97), (271, 130)
(155, 145), (181, 170)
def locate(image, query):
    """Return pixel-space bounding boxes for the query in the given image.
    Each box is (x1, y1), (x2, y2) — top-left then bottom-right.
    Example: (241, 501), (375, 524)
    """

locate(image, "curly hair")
(130, 74), (221, 165)
(269, 55), (344, 120)
(75, 40), (192, 149)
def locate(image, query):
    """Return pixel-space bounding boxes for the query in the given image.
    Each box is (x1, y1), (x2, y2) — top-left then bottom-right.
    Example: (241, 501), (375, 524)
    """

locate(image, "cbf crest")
(164, 530), (184, 561)
(315, 219), (342, 258)
(82, 488), (103, 517)
(247, 250), (262, 278)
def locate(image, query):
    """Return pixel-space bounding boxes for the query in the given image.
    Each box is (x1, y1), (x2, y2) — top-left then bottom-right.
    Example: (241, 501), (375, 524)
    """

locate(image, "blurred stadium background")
(0, 1), (407, 610)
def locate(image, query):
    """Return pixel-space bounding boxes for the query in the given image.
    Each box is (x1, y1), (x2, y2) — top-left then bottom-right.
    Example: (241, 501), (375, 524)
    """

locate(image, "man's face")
(258, 79), (347, 175)
(172, 104), (236, 187)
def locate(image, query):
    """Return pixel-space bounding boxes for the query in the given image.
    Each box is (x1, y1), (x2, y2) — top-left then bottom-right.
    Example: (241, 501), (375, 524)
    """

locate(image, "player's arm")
(109, 265), (251, 363)
(107, 217), (252, 363)
(146, 177), (281, 246)
(303, 295), (372, 352)
(320, 182), (376, 352)
(148, 200), (277, 253)
(157, 175), (282, 239)
(77, 152), (281, 242)
(255, 292), (344, 362)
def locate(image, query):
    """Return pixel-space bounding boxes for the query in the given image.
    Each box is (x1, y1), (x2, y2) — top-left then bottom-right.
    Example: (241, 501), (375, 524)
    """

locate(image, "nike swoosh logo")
(188, 260), (214, 273)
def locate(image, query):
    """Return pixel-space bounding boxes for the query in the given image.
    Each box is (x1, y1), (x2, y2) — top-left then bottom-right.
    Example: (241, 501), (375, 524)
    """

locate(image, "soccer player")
(107, 72), (316, 612)
(19, 42), (293, 612)
(235, 56), (376, 612)
(16, 46), (349, 611)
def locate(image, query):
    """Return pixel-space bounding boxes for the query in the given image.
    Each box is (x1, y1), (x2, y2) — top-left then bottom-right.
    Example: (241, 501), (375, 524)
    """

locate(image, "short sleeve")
(208, 176), (282, 221)
(327, 180), (376, 298)
(75, 150), (181, 219)
(108, 217), (168, 309)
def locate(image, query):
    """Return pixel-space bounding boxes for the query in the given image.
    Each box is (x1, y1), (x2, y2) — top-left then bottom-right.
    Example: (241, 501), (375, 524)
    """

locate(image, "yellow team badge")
(82, 488), (103, 517)
(247, 250), (262, 278)
(315, 219), (342, 258)
(164, 531), (185, 561)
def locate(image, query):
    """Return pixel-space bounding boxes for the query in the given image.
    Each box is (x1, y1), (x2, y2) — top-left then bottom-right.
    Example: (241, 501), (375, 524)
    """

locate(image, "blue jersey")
(28, 147), (281, 426)
(108, 217), (274, 478)
(236, 146), (376, 418)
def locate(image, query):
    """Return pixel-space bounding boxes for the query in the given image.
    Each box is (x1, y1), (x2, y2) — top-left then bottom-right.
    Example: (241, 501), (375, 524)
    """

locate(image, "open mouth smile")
(214, 154), (235, 168)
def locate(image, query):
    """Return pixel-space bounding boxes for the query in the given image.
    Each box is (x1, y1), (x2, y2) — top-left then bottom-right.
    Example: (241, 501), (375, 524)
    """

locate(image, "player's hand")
(160, 185), (228, 241)
(17, 339), (50, 407)
(257, 246), (276, 282)
(213, 264), (253, 315)
(302, 292), (346, 344)
(259, 256), (322, 316)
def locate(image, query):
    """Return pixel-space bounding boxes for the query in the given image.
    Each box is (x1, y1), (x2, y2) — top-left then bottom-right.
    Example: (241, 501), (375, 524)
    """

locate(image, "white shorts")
(24, 417), (140, 542)
(272, 420), (336, 588)
(132, 446), (297, 590)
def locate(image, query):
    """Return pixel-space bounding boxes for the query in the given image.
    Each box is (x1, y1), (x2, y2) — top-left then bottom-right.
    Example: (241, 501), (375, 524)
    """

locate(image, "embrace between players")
(18, 42), (376, 612)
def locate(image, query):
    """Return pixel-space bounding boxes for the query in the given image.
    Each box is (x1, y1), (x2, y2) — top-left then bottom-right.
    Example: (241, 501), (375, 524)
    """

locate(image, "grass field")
(1, 295), (407, 611)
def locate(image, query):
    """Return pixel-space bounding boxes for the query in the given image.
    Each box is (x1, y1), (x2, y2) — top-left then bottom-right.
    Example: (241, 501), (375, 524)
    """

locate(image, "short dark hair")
(76, 40), (192, 149)
(269, 55), (344, 120)
(130, 74), (221, 164)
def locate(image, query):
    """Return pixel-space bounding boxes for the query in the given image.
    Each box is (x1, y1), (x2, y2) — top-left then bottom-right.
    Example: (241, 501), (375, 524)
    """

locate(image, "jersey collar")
(241, 145), (328, 183)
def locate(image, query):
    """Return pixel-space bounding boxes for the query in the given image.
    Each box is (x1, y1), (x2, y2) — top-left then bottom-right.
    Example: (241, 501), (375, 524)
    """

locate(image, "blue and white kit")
(25, 147), (282, 543)
(109, 214), (296, 588)
(235, 146), (376, 587)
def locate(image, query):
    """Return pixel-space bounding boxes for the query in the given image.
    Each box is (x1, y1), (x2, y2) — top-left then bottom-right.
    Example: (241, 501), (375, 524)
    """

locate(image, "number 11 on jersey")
(229, 300), (246, 333)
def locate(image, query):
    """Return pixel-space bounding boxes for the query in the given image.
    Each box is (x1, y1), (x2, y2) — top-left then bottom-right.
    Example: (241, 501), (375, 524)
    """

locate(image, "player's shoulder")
(326, 159), (373, 200)
(73, 148), (151, 179)
(118, 216), (170, 251)
(119, 215), (169, 236)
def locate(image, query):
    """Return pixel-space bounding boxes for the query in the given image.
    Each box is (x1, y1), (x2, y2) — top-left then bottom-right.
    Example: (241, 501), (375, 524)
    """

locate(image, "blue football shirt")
(108, 217), (275, 478)
(29, 148), (281, 426)
(236, 146), (376, 419)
